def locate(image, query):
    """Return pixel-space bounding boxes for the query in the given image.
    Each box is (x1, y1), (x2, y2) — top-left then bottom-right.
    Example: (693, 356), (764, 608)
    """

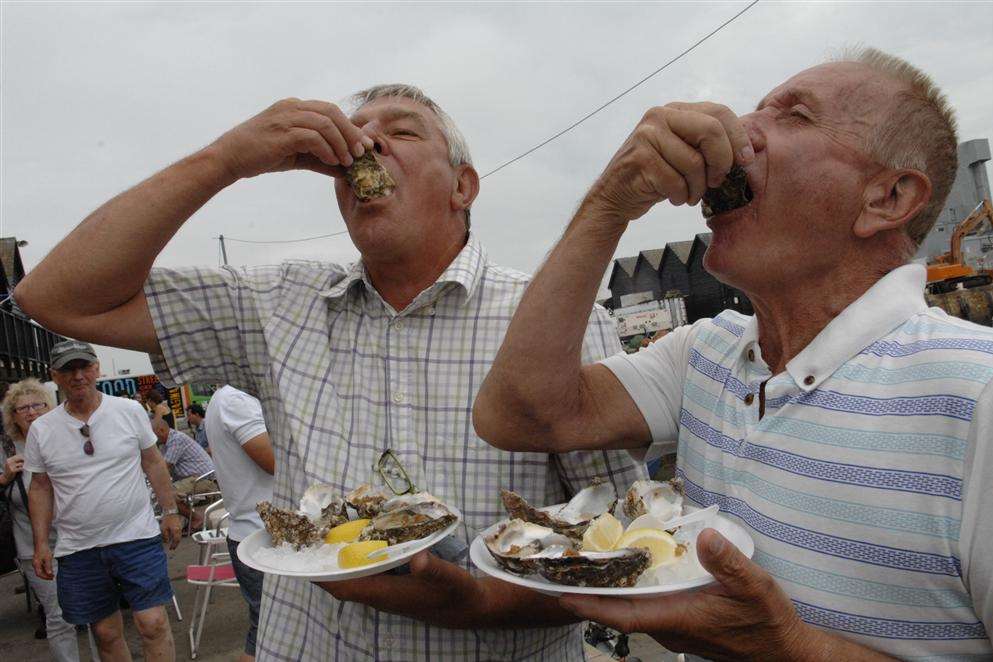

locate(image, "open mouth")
(701, 165), (754, 220)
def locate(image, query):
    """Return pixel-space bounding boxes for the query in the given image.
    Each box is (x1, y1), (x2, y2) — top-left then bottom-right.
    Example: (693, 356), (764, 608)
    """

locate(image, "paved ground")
(2, 536), (671, 661)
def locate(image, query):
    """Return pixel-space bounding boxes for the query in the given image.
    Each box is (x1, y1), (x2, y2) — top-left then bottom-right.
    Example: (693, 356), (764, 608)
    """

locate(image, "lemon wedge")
(325, 519), (371, 544)
(582, 513), (624, 552)
(616, 528), (679, 569)
(338, 540), (388, 569)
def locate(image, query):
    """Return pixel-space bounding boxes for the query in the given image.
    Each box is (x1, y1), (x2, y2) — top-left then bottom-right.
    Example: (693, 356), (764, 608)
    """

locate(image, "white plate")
(238, 506), (462, 582)
(470, 512), (753, 597)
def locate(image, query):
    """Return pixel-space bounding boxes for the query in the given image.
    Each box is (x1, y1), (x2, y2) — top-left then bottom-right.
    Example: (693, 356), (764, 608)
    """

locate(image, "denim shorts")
(228, 536), (264, 656)
(56, 536), (174, 625)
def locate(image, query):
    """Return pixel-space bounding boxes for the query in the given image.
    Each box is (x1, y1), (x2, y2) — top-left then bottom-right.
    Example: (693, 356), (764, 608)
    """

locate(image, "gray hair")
(833, 46), (959, 247)
(350, 83), (474, 229)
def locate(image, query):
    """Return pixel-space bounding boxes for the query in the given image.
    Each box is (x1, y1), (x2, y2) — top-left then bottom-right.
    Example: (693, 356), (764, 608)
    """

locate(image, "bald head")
(152, 417), (169, 442)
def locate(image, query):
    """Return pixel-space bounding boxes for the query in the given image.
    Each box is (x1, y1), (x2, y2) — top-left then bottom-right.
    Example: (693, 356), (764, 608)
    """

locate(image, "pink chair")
(186, 500), (239, 659)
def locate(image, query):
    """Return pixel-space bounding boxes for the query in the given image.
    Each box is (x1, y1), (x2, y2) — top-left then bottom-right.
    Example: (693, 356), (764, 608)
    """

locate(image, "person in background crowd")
(185, 404), (209, 452)
(14, 83), (647, 661)
(204, 385), (274, 662)
(1, 378), (80, 662)
(152, 417), (215, 531)
(24, 340), (180, 662)
(144, 388), (174, 429)
(473, 47), (991, 660)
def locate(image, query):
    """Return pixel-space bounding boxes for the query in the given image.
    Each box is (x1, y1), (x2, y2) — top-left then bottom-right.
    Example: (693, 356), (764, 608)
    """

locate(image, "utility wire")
(218, 0), (759, 247)
(478, 0), (760, 179)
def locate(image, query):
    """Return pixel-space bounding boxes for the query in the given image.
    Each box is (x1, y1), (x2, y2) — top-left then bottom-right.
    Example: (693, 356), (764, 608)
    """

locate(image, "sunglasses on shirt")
(80, 424), (94, 456)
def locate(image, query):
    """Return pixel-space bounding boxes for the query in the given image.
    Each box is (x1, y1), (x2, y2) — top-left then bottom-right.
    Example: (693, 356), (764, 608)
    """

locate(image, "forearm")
(14, 146), (235, 339)
(783, 623), (898, 662)
(475, 201), (627, 448)
(27, 481), (54, 551)
(478, 578), (579, 629)
(143, 455), (178, 512)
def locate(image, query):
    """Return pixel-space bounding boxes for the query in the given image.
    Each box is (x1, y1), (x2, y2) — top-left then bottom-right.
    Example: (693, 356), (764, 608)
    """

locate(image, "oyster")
(345, 151), (396, 201)
(701, 165), (752, 219)
(533, 546), (651, 588)
(345, 483), (392, 519)
(359, 498), (457, 545)
(484, 519), (576, 574)
(623, 478), (684, 522)
(501, 480), (617, 539)
(257, 484), (349, 548)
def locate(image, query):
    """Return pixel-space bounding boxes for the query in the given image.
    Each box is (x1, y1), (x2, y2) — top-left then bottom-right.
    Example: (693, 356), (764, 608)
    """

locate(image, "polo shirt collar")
(319, 232), (487, 309)
(738, 264), (928, 391)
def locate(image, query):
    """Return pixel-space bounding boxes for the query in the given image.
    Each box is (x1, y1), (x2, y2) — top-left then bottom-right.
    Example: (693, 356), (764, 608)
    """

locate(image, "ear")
(450, 164), (480, 214)
(853, 168), (932, 239)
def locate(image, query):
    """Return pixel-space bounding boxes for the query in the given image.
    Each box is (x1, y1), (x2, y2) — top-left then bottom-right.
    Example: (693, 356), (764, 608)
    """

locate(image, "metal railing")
(0, 309), (65, 382)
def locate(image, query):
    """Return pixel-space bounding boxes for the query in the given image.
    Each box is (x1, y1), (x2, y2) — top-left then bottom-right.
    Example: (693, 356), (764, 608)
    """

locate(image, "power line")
(478, 0), (760, 180)
(218, 0), (759, 247)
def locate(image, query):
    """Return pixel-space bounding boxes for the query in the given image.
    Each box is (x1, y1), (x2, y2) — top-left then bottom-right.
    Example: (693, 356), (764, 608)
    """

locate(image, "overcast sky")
(3, 1), (992, 378)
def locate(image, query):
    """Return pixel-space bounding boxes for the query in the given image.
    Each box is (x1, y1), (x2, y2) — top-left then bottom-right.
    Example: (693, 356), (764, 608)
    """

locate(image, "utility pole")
(219, 234), (229, 266)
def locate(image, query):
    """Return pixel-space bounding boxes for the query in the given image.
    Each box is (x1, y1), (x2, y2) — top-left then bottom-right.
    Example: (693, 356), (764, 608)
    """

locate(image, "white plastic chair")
(186, 499), (238, 659)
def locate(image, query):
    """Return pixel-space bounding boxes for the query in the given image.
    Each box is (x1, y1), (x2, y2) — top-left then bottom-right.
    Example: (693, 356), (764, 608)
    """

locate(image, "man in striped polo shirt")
(475, 47), (992, 659)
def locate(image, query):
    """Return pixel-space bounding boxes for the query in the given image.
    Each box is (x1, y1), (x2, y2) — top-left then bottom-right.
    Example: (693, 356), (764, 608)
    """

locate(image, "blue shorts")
(56, 536), (173, 625)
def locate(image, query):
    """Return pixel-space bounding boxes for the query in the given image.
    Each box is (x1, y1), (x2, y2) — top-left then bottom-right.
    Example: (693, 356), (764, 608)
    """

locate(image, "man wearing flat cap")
(24, 340), (181, 662)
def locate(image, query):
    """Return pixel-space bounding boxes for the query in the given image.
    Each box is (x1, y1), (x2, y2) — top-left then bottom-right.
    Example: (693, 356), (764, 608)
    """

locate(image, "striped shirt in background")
(144, 234), (647, 662)
(602, 264), (993, 660)
(162, 428), (214, 479)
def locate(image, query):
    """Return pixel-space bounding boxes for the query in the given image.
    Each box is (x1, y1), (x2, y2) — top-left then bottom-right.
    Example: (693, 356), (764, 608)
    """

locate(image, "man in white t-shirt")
(24, 340), (181, 662)
(204, 384), (274, 662)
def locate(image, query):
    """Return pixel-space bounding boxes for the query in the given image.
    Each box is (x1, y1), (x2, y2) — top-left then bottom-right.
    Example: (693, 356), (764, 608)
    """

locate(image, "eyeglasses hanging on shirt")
(80, 424), (94, 456)
(375, 449), (415, 495)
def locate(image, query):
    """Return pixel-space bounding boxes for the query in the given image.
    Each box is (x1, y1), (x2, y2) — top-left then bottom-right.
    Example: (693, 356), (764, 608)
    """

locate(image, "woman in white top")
(1, 378), (80, 662)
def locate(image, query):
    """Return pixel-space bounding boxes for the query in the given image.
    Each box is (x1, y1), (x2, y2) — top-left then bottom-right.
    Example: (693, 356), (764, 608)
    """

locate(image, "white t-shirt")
(23, 394), (160, 557)
(204, 385), (273, 542)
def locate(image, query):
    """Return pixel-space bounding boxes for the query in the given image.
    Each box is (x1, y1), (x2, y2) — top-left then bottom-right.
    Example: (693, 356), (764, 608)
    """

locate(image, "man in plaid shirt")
(16, 85), (646, 660)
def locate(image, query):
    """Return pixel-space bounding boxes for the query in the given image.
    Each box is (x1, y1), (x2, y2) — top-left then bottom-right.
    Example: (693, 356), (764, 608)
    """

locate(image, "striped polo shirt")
(602, 264), (992, 660)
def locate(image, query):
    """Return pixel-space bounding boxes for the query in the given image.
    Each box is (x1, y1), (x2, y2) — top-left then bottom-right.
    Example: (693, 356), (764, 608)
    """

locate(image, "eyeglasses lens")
(376, 450), (413, 495)
(80, 424), (94, 456)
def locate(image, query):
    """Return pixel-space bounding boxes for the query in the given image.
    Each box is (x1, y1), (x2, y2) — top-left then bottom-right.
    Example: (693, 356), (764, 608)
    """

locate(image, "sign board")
(96, 374), (185, 422)
(616, 309), (672, 337)
(619, 291), (655, 307)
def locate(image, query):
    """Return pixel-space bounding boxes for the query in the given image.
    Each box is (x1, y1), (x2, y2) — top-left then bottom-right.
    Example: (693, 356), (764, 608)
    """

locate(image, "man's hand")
(584, 102), (754, 224)
(161, 513), (182, 550)
(1, 454), (24, 484)
(33, 544), (54, 580)
(317, 550), (494, 628)
(560, 528), (811, 662)
(209, 98), (376, 181)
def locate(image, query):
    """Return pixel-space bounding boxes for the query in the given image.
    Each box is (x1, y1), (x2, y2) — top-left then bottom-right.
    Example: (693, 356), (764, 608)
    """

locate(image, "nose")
(359, 123), (390, 157)
(738, 112), (767, 155)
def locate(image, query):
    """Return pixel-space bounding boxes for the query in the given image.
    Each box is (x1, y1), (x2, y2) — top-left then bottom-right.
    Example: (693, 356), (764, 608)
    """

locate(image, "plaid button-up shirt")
(145, 234), (646, 661)
(162, 428), (214, 479)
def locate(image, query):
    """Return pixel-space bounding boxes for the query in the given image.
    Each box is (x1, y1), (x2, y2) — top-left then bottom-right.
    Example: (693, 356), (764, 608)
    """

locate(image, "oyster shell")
(359, 498), (456, 545)
(484, 519), (576, 575)
(501, 480), (617, 539)
(533, 546), (651, 588)
(345, 483), (392, 519)
(623, 478), (684, 522)
(345, 151), (396, 201)
(701, 165), (752, 219)
(256, 484), (349, 548)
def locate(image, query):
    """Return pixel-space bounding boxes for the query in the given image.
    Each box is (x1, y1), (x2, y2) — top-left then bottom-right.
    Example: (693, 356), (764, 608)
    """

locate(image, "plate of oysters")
(238, 484), (461, 582)
(470, 478), (753, 596)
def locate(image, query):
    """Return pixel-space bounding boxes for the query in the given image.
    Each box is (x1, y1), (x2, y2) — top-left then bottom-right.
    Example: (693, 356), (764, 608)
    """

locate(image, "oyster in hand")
(345, 151), (396, 201)
(701, 165), (752, 219)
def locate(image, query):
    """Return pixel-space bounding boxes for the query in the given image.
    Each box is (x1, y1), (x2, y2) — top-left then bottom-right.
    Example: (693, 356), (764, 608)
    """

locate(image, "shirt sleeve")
(218, 389), (268, 446)
(554, 305), (650, 499)
(143, 265), (279, 394)
(22, 425), (45, 474)
(597, 318), (703, 445)
(131, 402), (158, 450)
(959, 378), (993, 635)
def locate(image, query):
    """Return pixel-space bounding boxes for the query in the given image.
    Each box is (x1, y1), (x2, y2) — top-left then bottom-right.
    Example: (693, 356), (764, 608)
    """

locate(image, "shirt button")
(744, 393), (755, 405)
(747, 349), (755, 362)
(392, 391), (405, 404)
(393, 319), (404, 331)
(804, 375), (815, 386)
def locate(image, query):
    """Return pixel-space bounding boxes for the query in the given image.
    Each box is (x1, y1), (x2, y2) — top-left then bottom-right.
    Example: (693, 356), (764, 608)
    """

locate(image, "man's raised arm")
(473, 102), (753, 454)
(14, 99), (373, 353)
